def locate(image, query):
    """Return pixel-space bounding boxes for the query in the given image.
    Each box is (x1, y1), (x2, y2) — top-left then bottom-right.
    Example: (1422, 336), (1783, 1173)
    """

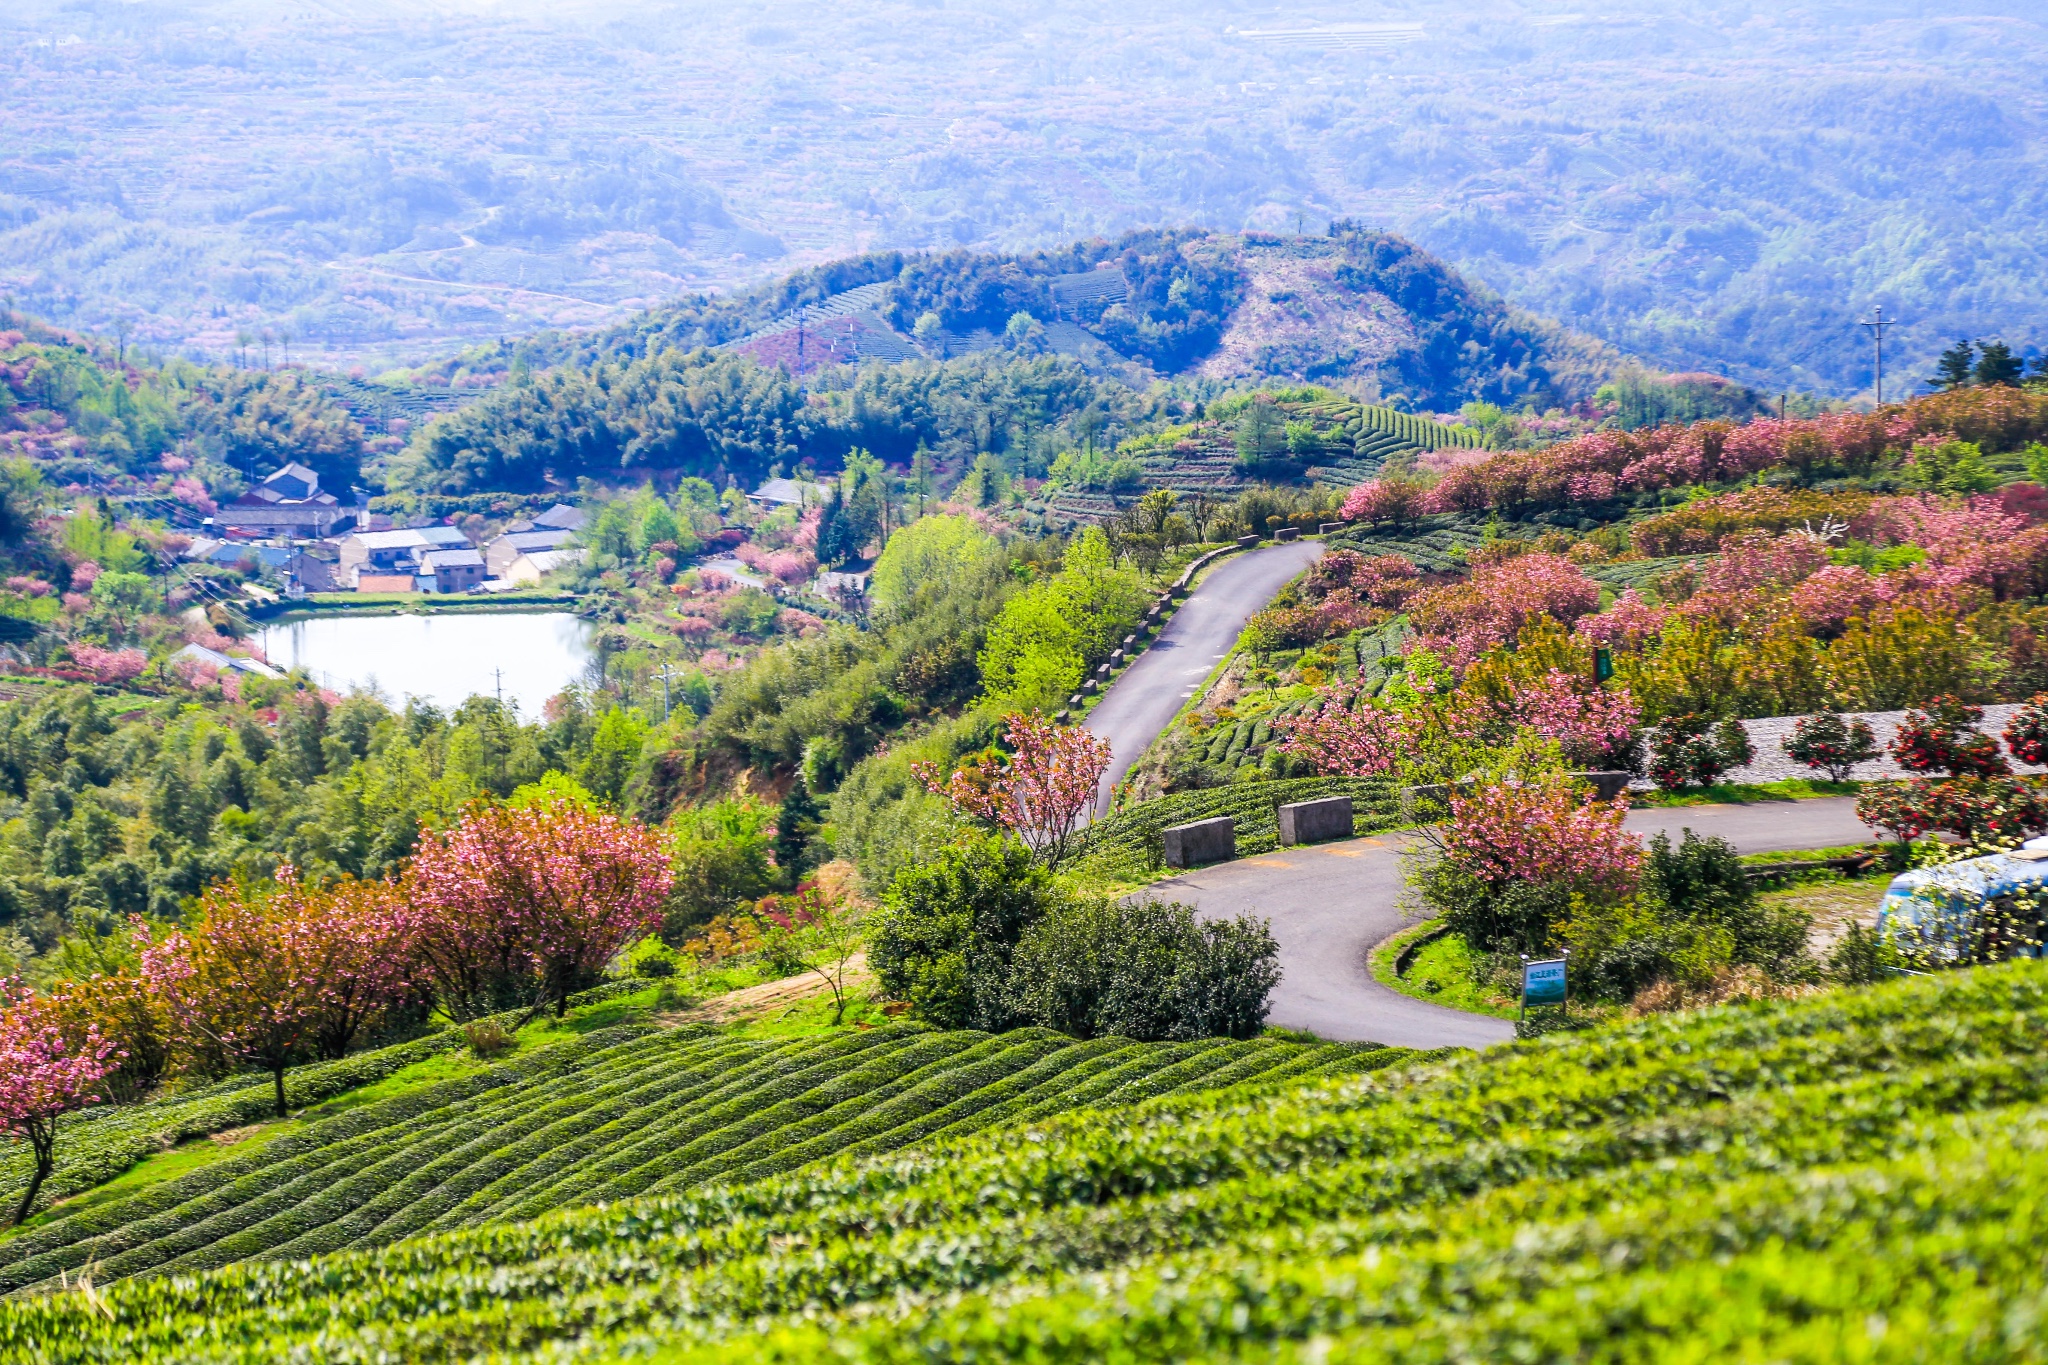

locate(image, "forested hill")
(433, 227), (1615, 412)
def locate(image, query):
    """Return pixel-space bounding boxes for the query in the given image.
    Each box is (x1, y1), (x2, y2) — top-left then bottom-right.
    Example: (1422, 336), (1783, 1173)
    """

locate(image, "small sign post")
(1593, 648), (1614, 684)
(1520, 952), (1569, 1021)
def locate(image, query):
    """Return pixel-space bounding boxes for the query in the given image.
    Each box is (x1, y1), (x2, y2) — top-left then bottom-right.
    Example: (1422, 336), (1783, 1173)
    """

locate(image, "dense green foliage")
(2, 318), (366, 492)
(870, 836), (1282, 1041)
(0, 685), (659, 968)
(393, 345), (1161, 496)
(0, 1014), (1399, 1292)
(9, 964), (2045, 1360)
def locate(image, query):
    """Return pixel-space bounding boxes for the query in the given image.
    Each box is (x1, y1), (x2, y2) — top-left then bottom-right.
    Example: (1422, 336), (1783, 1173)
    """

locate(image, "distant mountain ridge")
(482, 226), (1617, 413)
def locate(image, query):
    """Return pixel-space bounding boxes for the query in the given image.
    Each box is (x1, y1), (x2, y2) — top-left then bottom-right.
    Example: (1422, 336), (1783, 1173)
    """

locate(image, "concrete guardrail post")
(1163, 816), (1235, 868)
(1278, 796), (1352, 846)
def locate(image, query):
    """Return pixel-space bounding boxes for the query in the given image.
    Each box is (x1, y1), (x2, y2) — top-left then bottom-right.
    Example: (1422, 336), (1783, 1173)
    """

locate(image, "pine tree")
(775, 774), (822, 885)
(1931, 339), (1976, 390)
(1975, 340), (2024, 387)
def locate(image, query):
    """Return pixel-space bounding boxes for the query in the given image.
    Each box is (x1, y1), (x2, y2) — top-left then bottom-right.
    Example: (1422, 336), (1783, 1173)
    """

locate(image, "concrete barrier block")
(1081, 680), (1099, 695)
(1320, 522), (1345, 535)
(1163, 816), (1235, 868)
(1573, 771), (1634, 802)
(1278, 796), (1353, 846)
(1236, 534), (1260, 548)
(1275, 526), (1300, 542)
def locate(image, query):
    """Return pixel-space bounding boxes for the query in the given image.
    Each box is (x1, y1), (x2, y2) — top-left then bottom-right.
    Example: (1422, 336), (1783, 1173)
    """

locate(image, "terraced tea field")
(0, 1021), (1418, 1292)
(1043, 398), (1482, 525)
(14, 964), (2047, 1362)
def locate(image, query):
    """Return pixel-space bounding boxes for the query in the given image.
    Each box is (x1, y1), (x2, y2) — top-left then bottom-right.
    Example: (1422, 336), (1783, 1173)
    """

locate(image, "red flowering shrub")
(1648, 713), (1751, 790)
(1782, 712), (1881, 782)
(1891, 696), (2008, 777)
(1857, 775), (2048, 848)
(2005, 695), (2048, 766)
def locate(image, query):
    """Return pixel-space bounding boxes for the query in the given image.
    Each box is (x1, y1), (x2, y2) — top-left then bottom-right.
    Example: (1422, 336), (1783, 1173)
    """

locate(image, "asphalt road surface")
(1085, 539), (1325, 811)
(1150, 796), (1876, 1051)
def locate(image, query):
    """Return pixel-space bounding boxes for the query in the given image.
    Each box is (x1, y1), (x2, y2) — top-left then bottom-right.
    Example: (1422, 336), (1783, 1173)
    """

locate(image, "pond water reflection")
(255, 611), (596, 716)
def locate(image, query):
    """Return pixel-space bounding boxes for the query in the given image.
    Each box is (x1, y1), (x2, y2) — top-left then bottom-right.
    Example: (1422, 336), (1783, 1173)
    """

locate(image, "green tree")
(1235, 399), (1283, 463)
(868, 834), (1055, 1030)
(1975, 341), (2025, 388)
(773, 774), (822, 885)
(1931, 340), (1976, 391)
(576, 708), (646, 806)
(870, 513), (997, 611)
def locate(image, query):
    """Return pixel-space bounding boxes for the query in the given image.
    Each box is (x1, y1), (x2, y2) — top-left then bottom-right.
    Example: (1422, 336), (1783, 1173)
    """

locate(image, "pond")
(255, 611), (597, 717)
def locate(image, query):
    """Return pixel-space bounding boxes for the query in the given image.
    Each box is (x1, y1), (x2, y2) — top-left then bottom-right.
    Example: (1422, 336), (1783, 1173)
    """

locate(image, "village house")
(214, 464), (356, 537)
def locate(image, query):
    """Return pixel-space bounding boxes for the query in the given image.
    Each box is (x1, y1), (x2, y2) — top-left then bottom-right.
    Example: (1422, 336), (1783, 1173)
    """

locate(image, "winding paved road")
(1086, 540), (1325, 811)
(1154, 797), (1878, 1050)
(1078, 540), (1882, 1050)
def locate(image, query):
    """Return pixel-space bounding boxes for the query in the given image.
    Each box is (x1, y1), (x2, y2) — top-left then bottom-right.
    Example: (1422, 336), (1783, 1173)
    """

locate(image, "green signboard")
(1523, 957), (1568, 1008)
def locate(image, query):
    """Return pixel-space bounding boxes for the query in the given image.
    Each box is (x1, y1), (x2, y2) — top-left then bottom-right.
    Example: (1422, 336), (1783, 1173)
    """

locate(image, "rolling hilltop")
(514, 225), (1616, 413)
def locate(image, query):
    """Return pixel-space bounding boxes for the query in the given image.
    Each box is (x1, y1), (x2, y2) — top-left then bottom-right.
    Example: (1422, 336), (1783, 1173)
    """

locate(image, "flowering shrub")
(1858, 775), (2048, 849)
(1856, 781), (1933, 849)
(170, 477), (216, 515)
(68, 645), (147, 683)
(1788, 565), (1890, 639)
(1338, 477), (1425, 526)
(1507, 670), (1642, 770)
(1438, 775), (1643, 900)
(1782, 712), (1880, 782)
(1629, 486), (1876, 557)
(0, 981), (116, 1226)
(1574, 588), (1669, 649)
(1276, 688), (1412, 778)
(1407, 552), (1600, 669)
(2004, 694), (2048, 766)
(914, 713), (1112, 868)
(1648, 713), (1750, 790)
(1697, 531), (1827, 595)
(1891, 696), (2007, 777)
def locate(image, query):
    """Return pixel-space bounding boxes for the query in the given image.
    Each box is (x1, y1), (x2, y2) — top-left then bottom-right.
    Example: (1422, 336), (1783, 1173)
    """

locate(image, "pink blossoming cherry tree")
(0, 981), (117, 1226)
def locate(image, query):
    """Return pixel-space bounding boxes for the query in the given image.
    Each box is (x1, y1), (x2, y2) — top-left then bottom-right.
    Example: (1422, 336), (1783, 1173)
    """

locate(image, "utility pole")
(656, 664), (680, 721)
(1859, 305), (1900, 406)
(493, 667), (503, 705)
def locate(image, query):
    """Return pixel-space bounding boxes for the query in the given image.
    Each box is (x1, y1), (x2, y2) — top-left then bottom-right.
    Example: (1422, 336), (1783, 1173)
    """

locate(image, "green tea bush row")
(15, 965), (2047, 1363)
(0, 1022), (1386, 1295)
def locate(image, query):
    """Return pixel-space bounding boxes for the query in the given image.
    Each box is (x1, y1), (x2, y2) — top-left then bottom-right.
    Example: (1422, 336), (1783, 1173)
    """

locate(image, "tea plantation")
(11, 962), (2048, 1361)
(0, 1020), (1412, 1294)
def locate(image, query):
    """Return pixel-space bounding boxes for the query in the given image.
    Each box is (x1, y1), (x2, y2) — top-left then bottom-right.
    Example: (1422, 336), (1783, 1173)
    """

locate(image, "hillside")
(10, 963), (2046, 1360)
(0, 1007), (1416, 1291)
(1036, 390), (1483, 524)
(526, 225), (1614, 412)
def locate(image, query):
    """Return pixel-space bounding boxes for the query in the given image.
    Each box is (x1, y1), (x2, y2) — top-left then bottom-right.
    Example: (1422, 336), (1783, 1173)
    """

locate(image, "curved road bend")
(1152, 797), (1876, 1051)
(1086, 540), (1325, 812)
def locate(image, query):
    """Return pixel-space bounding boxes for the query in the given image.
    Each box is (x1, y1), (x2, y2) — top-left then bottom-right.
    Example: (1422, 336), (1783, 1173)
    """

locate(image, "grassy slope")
(0, 1008), (1417, 1295)
(12, 962), (2048, 1361)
